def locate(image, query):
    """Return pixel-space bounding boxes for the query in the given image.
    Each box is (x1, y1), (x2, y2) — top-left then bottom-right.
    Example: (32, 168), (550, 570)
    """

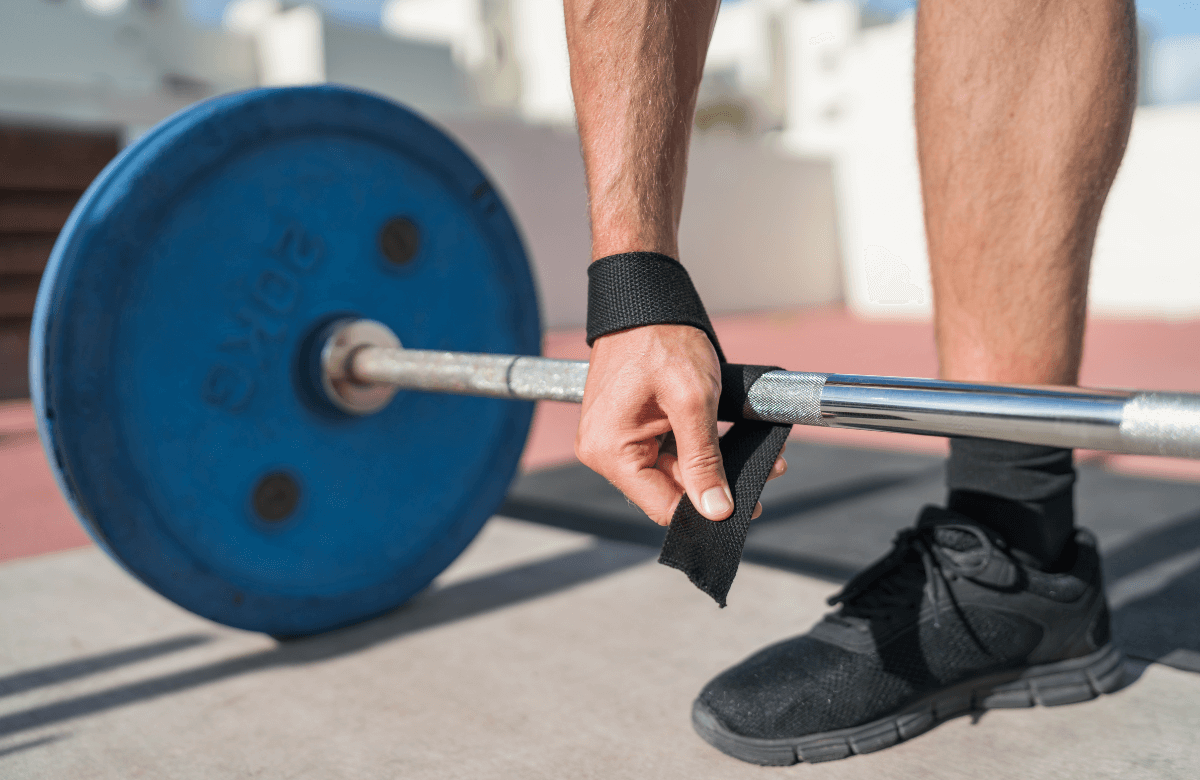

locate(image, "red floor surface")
(4, 307), (1200, 564)
(0, 402), (93, 562)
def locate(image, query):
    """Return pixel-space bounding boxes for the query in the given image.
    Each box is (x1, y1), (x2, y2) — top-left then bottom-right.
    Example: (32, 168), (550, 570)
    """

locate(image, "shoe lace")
(826, 522), (993, 628)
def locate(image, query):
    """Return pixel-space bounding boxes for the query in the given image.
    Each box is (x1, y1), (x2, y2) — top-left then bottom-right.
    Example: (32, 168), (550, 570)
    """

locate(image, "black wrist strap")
(586, 252), (792, 607)
(586, 252), (726, 362)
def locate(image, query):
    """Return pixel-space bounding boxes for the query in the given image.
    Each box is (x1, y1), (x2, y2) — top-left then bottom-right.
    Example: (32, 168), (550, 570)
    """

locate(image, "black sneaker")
(692, 506), (1124, 765)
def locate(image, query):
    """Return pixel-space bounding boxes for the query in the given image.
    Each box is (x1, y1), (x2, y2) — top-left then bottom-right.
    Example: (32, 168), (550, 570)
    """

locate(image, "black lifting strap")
(587, 253), (793, 607)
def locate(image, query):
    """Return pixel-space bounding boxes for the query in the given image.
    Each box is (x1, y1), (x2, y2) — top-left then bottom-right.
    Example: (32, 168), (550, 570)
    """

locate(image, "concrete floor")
(2, 517), (1199, 779)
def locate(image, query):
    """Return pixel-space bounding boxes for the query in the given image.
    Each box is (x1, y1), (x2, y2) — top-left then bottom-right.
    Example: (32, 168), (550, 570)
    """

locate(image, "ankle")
(946, 438), (1076, 570)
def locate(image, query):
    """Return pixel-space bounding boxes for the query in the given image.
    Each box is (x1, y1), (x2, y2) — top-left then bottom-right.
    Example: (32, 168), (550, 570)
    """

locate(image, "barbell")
(30, 85), (1200, 636)
(318, 318), (1200, 456)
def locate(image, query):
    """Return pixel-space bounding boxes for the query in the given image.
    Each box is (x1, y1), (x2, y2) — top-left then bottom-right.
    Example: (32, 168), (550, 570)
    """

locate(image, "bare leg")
(916, 0), (1138, 386)
(682, 6), (1138, 753)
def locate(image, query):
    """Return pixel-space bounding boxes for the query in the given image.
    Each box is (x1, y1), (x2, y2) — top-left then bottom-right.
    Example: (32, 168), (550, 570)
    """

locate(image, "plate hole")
(379, 217), (420, 265)
(252, 472), (300, 522)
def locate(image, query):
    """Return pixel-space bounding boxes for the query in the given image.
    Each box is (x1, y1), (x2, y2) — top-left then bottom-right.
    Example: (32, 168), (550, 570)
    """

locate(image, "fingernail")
(701, 487), (733, 518)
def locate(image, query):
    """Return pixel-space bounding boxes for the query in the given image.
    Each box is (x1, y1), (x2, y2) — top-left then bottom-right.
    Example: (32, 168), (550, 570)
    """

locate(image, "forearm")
(564, 0), (720, 260)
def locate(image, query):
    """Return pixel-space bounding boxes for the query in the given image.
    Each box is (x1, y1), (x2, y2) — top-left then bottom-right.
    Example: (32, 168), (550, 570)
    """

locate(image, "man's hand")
(577, 324), (786, 526)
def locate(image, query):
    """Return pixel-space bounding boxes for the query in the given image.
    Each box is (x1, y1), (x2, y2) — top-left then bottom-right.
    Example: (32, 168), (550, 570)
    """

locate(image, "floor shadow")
(498, 494), (869, 583)
(0, 733), (68, 759)
(1105, 509), (1200, 673)
(1103, 508), (1200, 582)
(736, 548), (862, 582)
(0, 635), (214, 699)
(0, 541), (654, 739)
(498, 496), (665, 549)
(500, 460), (937, 584)
(1112, 561), (1200, 673)
(751, 468), (942, 528)
(1115, 656), (1153, 691)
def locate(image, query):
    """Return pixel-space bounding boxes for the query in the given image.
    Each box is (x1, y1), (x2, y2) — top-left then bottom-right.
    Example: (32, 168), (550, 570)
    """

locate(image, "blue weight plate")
(31, 86), (541, 635)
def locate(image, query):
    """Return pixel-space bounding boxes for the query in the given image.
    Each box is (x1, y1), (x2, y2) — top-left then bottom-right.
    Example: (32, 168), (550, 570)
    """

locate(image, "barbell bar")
(321, 318), (1200, 459)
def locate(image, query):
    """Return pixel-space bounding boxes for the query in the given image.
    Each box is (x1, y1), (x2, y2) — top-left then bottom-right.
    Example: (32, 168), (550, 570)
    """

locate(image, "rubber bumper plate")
(30, 86), (541, 635)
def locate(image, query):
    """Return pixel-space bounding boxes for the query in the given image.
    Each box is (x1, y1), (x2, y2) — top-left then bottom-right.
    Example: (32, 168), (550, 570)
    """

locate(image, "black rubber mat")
(502, 441), (1200, 674)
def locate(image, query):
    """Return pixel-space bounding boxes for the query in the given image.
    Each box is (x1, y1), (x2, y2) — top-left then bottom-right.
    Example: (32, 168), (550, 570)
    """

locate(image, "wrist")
(585, 252), (724, 363)
(588, 221), (678, 263)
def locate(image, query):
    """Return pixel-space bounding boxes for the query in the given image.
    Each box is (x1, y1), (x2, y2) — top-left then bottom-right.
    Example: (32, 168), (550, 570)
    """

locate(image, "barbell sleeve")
(348, 344), (1200, 459)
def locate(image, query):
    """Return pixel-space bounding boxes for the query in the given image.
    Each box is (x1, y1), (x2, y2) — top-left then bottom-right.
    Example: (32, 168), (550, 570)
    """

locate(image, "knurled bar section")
(1119, 393), (1200, 457)
(744, 371), (827, 426)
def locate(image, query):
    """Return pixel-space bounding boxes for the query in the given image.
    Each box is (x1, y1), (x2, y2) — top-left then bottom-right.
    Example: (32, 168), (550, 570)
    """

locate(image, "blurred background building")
(1, 0), (1197, 397)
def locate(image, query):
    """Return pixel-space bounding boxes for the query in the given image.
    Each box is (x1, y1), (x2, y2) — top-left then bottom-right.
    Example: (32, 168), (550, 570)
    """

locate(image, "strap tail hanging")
(658, 364), (791, 607)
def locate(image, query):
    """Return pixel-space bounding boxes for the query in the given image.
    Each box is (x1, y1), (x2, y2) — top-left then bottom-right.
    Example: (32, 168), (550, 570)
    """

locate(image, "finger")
(665, 455), (769, 521)
(656, 451), (684, 486)
(612, 463), (686, 527)
(668, 395), (731, 521)
(766, 454), (787, 482)
(578, 431), (683, 526)
(664, 435), (786, 504)
(656, 451), (712, 523)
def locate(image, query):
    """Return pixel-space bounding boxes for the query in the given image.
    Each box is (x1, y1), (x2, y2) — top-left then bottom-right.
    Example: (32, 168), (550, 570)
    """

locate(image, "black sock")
(945, 438), (1076, 570)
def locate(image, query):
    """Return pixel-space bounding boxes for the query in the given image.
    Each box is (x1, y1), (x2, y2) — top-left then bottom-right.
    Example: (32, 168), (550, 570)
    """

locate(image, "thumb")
(669, 406), (732, 521)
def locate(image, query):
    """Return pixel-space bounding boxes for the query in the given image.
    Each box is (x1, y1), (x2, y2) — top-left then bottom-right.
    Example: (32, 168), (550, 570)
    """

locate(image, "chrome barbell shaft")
(347, 343), (1200, 459)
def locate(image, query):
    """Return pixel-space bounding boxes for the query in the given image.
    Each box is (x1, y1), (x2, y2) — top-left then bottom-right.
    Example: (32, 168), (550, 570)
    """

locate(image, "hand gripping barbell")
(31, 86), (1200, 636)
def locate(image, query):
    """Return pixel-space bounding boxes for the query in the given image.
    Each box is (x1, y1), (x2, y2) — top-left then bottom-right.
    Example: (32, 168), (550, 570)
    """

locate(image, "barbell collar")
(334, 321), (1200, 458)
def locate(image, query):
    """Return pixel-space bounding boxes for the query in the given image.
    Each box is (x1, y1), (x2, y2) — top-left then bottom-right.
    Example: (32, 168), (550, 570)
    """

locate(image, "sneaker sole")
(692, 643), (1126, 766)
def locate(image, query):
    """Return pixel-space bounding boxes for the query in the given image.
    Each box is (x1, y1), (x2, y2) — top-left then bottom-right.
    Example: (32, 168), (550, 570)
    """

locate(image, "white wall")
(246, 4), (326, 85)
(680, 139), (841, 316)
(380, 0), (521, 110)
(1090, 104), (1200, 317)
(438, 118), (590, 329)
(324, 22), (476, 115)
(509, 0), (573, 125)
(780, 0), (858, 156)
(0, 0), (256, 130)
(381, 0), (485, 69)
(703, 0), (790, 127)
(826, 13), (929, 318)
(827, 13), (1200, 320)
(441, 119), (842, 329)
(0, 0), (479, 131)
(227, 1), (479, 116)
